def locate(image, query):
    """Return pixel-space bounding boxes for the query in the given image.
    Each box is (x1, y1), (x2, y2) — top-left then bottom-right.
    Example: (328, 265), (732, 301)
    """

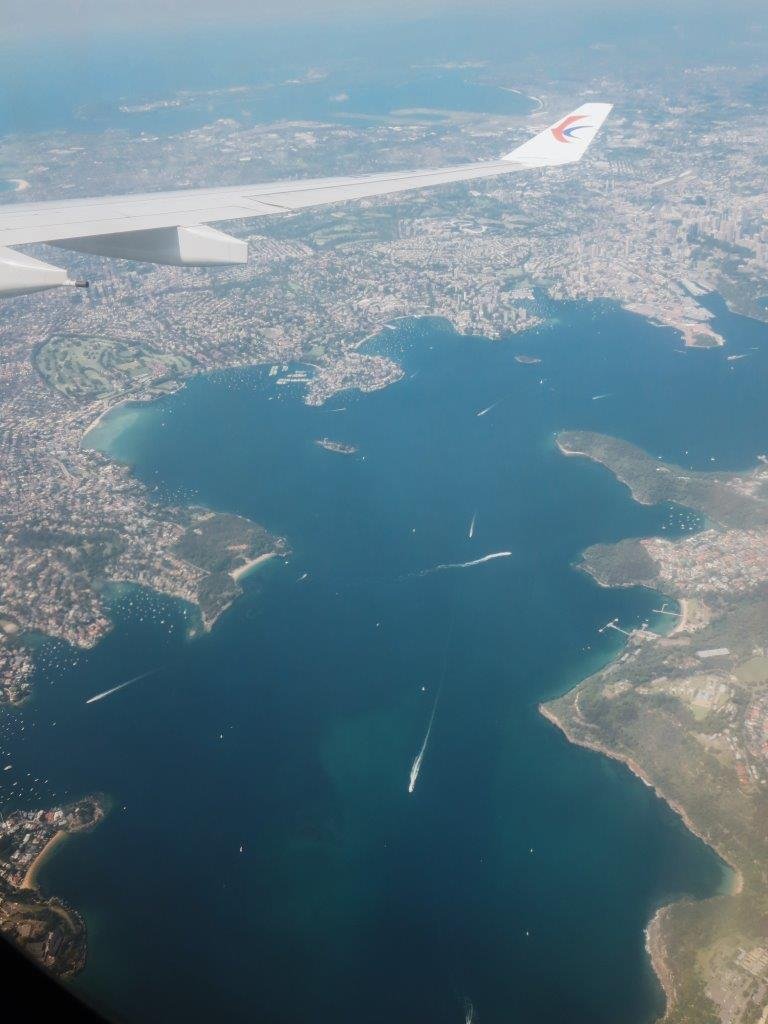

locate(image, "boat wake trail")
(85, 669), (158, 705)
(408, 688), (441, 794)
(468, 511), (477, 539)
(404, 551), (511, 580)
(476, 401), (498, 417)
(407, 587), (462, 794)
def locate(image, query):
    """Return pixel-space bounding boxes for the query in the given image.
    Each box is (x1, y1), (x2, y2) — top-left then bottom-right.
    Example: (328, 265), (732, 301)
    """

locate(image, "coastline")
(669, 597), (689, 635)
(2, 799), (105, 976)
(555, 436), (706, 524)
(539, 699), (744, 1017)
(230, 551), (279, 582)
(644, 905), (677, 1011)
(538, 703), (743, 894)
(79, 390), (287, 635)
(81, 378), (188, 449)
(21, 830), (68, 891)
(555, 437), (646, 495)
(555, 440), (589, 459)
(81, 398), (133, 445)
(622, 302), (725, 348)
(548, 428), (766, 1018)
(26, 320), (747, 1009)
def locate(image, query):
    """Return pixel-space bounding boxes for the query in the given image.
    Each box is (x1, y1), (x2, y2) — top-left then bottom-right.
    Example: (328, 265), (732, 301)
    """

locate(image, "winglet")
(503, 102), (613, 166)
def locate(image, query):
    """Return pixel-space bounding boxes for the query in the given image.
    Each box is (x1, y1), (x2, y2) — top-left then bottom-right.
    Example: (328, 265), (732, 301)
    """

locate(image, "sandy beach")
(555, 439), (589, 459)
(230, 551), (278, 582)
(81, 379), (188, 449)
(21, 830), (68, 890)
(81, 398), (134, 446)
(669, 597), (690, 635)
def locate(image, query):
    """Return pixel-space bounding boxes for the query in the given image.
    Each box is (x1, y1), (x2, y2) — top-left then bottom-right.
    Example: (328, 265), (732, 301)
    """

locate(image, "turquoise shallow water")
(6, 297), (768, 1023)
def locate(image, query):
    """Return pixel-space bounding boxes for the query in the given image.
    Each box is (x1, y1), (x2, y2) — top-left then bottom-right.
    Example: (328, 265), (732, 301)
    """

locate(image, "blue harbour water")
(5, 298), (768, 1023)
(0, 8), (739, 138)
(0, 35), (533, 137)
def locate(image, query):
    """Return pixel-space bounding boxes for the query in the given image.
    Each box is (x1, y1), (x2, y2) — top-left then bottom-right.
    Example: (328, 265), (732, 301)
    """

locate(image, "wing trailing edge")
(0, 102), (612, 297)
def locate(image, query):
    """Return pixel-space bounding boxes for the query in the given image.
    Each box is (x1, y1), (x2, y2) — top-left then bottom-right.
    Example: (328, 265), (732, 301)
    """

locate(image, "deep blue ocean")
(3, 296), (767, 1023)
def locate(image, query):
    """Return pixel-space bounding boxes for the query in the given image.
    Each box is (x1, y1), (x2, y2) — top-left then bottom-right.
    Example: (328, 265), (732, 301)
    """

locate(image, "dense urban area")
(0, 52), (767, 1015)
(1, 63), (767, 704)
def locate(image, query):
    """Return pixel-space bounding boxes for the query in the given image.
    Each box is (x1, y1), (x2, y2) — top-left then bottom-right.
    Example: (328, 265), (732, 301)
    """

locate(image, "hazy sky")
(8, 0), (467, 36)
(4, 0), (766, 41)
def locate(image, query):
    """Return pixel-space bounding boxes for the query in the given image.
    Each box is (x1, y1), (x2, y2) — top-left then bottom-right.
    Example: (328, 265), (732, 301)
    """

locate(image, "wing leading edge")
(0, 102), (611, 297)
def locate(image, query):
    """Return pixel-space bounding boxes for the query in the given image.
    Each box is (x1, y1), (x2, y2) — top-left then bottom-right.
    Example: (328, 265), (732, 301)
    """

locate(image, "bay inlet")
(20, 298), (768, 1023)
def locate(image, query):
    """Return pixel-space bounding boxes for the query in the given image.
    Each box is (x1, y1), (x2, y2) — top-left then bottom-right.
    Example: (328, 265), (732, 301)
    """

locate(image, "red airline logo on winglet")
(551, 115), (592, 143)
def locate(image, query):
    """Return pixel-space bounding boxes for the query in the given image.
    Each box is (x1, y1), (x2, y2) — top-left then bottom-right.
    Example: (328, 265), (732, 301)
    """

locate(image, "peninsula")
(0, 796), (107, 977)
(546, 431), (768, 1023)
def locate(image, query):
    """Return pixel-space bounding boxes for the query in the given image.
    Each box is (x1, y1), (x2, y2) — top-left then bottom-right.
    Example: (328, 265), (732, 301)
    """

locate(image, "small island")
(315, 438), (358, 455)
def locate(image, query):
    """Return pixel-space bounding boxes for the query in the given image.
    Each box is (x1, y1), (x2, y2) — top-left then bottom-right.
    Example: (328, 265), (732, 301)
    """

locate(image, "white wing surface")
(0, 103), (611, 297)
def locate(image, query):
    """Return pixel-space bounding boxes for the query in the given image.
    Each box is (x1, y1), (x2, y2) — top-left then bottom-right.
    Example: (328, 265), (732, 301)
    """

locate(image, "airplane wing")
(0, 102), (612, 297)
